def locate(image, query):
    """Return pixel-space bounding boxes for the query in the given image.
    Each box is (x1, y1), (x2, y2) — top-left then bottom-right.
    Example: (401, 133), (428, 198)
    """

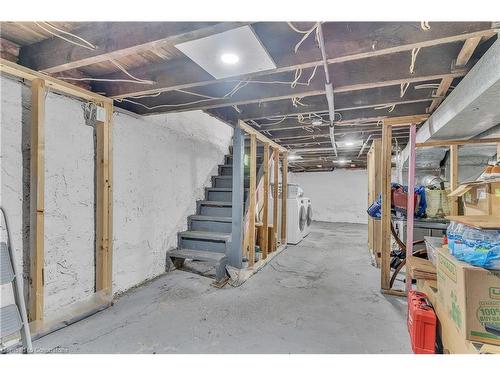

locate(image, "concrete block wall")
(288, 170), (368, 224)
(0, 75), (233, 319)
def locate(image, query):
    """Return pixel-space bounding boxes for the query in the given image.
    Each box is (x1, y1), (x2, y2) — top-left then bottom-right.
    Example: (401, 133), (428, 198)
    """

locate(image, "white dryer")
(302, 197), (312, 238)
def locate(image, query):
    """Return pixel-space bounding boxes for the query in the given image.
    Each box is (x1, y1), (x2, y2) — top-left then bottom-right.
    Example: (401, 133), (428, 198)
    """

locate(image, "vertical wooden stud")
(248, 134), (257, 267)
(449, 144), (459, 216)
(380, 123), (392, 291)
(29, 78), (45, 322)
(262, 143), (270, 260)
(281, 151), (288, 245)
(95, 102), (113, 295)
(272, 148), (279, 251)
(405, 124), (417, 293)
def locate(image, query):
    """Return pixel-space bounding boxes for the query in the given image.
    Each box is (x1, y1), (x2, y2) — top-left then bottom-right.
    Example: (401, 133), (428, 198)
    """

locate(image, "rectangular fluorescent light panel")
(175, 25), (276, 79)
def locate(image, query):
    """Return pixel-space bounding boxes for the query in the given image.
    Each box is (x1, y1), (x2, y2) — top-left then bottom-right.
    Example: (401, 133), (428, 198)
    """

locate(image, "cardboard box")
(437, 247), (500, 346)
(448, 178), (500, 216)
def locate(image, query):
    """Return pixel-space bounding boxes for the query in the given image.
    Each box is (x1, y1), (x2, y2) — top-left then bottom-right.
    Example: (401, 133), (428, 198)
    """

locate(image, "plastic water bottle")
(447, 222), (456, 253)
(452, 223), (465, 258)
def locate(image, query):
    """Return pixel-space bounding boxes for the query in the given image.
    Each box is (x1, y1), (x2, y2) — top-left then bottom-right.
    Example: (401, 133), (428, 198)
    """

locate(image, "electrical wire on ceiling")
(400, 82), (410, 98)
(420, 21), (431, 31)
(34, 22), (97, 51)
(286, 22), (323, 53)
(410, 47), (421, 74)
(374, 104), (396, 112)
(109, 59), (155, 85)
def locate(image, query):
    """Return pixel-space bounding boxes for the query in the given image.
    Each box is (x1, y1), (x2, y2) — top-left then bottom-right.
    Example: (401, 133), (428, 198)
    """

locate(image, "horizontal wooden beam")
(20, 22), (249, 73)
(239, 121), (287, 152)
(0, 58), (112, 104)
(416, 137), (500, 148)
(240, 83), (435, 120)
(117, 43), (470, 114)
(96, 23), (495, 100)
(383, 114), (429, 126)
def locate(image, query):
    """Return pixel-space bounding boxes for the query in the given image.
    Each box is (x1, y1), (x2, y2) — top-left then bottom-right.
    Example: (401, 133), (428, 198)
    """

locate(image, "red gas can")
(407, 291), (437, 354)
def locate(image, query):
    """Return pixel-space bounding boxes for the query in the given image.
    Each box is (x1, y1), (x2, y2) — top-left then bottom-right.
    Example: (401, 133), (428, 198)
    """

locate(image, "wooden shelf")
(446, 215), (500, 229)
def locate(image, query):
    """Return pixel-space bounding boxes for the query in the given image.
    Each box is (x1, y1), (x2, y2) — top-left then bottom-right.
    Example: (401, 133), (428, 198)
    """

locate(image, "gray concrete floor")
(34, 221), (411, 353)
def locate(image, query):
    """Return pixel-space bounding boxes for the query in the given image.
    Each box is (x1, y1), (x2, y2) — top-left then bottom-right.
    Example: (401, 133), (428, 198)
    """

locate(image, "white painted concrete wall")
(1, 75), (233, 318)
(112, 110), (232, 293)
(289, 170), (368, 224)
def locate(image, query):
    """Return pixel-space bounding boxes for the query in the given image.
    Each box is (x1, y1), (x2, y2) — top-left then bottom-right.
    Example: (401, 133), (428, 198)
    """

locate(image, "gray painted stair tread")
(168, 249), (226, 263)
(198, 200), (232, 207)
(189, 215), (232, 222)
(0, 304), (22, 339)
(1, 242), (15, 285)
(179, 231), (231, 241)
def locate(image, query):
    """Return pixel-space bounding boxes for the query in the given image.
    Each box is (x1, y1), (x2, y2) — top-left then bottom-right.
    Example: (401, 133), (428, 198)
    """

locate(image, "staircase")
(167, 148), (263, 283)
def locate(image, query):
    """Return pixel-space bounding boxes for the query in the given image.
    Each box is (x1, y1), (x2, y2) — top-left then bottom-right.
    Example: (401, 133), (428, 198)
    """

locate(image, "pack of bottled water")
(447, 221), (500, 270)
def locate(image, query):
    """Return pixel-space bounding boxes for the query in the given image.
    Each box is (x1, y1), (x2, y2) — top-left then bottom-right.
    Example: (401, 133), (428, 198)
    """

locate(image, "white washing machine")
(268, 183), (308, 245)
(302, 197), (312, 238)
(286, 196), (307, 244)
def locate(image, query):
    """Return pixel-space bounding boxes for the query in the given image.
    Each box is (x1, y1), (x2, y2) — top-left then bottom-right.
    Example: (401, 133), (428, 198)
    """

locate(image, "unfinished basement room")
(1, 2), (500, 369)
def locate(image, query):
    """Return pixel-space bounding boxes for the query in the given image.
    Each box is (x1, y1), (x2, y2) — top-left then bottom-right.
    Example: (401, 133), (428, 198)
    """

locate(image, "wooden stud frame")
(0, 60), (113, 328)
(29, 78), (45, 322)
(273, 148), (280, 239)
(261, 143), (270, 260)
(248, 134), (257, 267)
(379, 116), (500, 295)
(281, 151), (288, 245)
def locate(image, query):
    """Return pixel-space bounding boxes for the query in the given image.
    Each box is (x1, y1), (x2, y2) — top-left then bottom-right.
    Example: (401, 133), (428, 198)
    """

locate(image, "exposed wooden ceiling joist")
(92, 22), (495, 100)
(19, 22), (251, 73)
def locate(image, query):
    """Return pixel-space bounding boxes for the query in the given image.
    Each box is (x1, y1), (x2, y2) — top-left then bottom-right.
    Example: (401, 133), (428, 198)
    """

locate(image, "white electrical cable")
(410, 47), (421, 74)
(35, 22), (97, 50)
(286, 22), (322, 53)
(420, 21), (431, 31)
(400, 82), (410, 98)
(374, 104), (396, 112)
(109, 59), (155, 85)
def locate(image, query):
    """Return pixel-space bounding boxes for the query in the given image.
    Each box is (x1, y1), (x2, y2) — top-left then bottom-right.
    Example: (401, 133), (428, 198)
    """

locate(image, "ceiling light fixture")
(220, 52), (240, 65)
(311, 119), (322, 126)
(338, 159), (347, 164)
(345, 141), (354, 146)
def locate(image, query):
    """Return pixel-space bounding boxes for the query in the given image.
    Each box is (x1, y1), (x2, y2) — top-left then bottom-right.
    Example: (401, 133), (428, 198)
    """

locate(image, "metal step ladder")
(0, 206), (32, 353)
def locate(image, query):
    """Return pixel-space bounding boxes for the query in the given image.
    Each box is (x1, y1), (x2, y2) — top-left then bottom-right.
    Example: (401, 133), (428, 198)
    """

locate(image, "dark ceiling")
(1, 21), (497, 171)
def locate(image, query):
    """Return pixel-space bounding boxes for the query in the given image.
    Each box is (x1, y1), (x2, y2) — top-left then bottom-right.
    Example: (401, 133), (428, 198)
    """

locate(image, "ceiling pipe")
(316, 23), (338, 157)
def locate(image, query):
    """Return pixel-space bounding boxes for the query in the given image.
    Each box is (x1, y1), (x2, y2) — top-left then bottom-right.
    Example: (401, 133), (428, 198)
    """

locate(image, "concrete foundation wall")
(1, 75), (233, 317)
(288, 170), (368, 224)
(112, 110), (232, 293)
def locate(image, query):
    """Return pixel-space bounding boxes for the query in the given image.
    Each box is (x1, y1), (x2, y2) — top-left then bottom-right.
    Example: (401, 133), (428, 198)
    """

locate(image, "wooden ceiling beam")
(19, 22), (249, 73)
(239, 83), (436, 120)
(95, 23), (495, 100)
(427, 35), (484, 113)
(119, 42), (470, 115)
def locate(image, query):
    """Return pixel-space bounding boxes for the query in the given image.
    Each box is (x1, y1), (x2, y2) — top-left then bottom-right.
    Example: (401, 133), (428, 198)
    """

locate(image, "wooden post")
(29, 78), (45, 322)
(273, 147), (279, 250)
(229, 125), (245, 268)
(380, 122), (392, 291)
(281, 151), (288, 245)
(449, 144), (459, 216)
(95, 102), (113, 294)
(262, 143), (270, 260)
(248, 134), (257, 267)
(405, 124), (417, 293)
